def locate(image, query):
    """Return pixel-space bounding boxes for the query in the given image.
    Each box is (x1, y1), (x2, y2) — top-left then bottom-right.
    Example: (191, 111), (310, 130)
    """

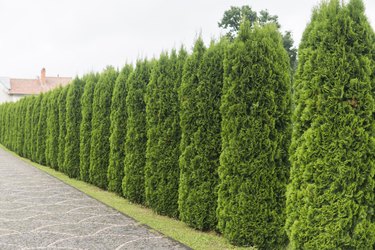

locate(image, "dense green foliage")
(36, 93), (49, 165)
(122, 60), (151, 204)
(89, 67), (118, 189)
(57, 86), (69, 172)
(46, 88), (61, 169)
(179, 40), (224, 230)
(145, 49), (186, 218)
(286, 0), (375, 249)
(107, 65), (133, 194)
(15, 98), (26, 156)
(31, 94), (42, 162)
(79, 74), (98, 182)
(0, 3), (373, 247)
(23, 96), (35, 159)
(64, 77), (85, 178)
(218, 22), (291, 248)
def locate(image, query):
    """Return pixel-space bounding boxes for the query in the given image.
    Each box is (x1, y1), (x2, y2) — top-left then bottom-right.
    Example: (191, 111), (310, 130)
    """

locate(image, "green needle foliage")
(36, 93), (49, 165)
(107, 65), (133, 194)
(23, 96), (35, 159)
(64, 77), (85, 178)
(31, 94), (43, 162)
(89, 67), (118, 189)
(16, 98), (26, 156)
(286, 0), (375, 249)
(80, 73), (98, 182)
(218, 21), (291, 248)
(145, 49), (187, 218)
(57, 85), (70, 172)
(178, 40), (225, 230)
(46, 88), (61, 169)
(122, 59), (152, 204)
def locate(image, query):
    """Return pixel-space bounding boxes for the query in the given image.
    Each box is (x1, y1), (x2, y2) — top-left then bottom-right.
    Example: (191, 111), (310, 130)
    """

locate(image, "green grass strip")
(0, 144), (254, 250)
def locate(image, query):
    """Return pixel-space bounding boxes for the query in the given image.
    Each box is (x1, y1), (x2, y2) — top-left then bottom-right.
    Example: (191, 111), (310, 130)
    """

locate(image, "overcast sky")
(0, 0), (374, 78)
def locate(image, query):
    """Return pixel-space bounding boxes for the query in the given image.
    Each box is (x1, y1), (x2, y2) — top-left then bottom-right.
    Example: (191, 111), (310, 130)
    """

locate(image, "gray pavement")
(0, 147), (188, 250)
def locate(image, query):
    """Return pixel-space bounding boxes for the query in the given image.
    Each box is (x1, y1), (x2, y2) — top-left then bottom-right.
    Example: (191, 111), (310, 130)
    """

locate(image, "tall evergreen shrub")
(36, 93), (49, 165)
(145, 50), (186, 217)
(122, 60), (152, 203)
(218, 22), (291, 248)
(23, 96), (35, 158)
(57, 86), (70, 172)
(79, 73), (98, 181)
(107, 65), (133, 194)
(46, 88), (61, 169)
(64, 77), (85, 178)
(31, 94), (43, 162)
(286, 0), (375, 248)
(178, 40), (225, 230)
(89, 67), (118, 189)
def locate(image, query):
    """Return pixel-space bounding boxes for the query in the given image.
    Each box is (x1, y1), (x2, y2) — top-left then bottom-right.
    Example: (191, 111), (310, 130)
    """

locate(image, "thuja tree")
(218, 22), (291, 248)
(23, 96), (35, 158)
(31, 94), (43, 162)
(286, 0), (375, 249)
(89, 67), (118, 189)
(107, 65), (133, 194)
(46, 88), (61, 169)
(122, 59), (152, 203)
(79, 73), (98, 182)
(145, 49), (186, 218)
(36, 93), (49, 165)
(16, 98), (26, 156)
(57, 85), (70, 172)
(64, 77), (85, 178)
(5, 103), (15, 151)
(179, 40), (225, 230)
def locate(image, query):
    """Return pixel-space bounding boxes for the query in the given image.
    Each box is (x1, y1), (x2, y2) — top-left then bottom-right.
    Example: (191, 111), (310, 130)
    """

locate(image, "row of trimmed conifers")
(1, 0), (374, 248)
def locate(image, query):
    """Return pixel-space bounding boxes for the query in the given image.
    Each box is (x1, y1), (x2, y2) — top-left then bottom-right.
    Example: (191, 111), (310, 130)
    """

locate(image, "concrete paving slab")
(0, 147), (188, 250)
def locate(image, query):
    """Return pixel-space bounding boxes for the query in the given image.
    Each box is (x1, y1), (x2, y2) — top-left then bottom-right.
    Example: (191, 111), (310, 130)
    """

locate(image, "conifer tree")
(46, 88), (61, 169)
(178, 40), (225, 230)
(89, 67), (118, 189)
(145, 50), (186, 217)
(64, 77), (85, 178)
(31, 94), (43, 162)
(286, 0), (375, 248)
(80, 74), (98, 182)
(107, 65), (133, 194)
(16, 98), (26, 156)
(36, 93), (49, 165)
(57, 85), (70, 172)
(23, 96), (35, 158)
(122, 60), (152, 203)
(218, 22), (291, 248)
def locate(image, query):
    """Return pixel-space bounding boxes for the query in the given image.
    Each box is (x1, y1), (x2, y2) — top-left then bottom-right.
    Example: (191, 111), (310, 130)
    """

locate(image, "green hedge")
(36, 93), (49, 165)
(145, 49), (186, 218)
(31, 94), (42, 162)
(179, 39), (225, 230)
(79, 74), (98, 182)
(57, 86), (69, 172)
(108, 65), (133, 194)
(122, 60), (151, 203)
(286, 0), (375, 248)
(0, 3), (373, 247)
(64, 77), (85, 178)
(217, 22), (291, 249)
(46, 88), (61, 169)
(89, 67), (118, 189)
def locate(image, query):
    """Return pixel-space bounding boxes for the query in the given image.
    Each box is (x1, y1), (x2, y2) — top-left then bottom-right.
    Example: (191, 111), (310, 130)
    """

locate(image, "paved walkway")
(0, 147), (187, 250)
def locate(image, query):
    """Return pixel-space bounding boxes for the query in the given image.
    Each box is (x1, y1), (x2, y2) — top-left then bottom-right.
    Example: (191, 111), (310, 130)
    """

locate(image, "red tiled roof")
(9, 77), (72, 95)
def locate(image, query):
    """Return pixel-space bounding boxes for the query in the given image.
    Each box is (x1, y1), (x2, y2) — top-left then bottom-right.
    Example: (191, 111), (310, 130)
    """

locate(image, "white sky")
(0, 0), (374, 78)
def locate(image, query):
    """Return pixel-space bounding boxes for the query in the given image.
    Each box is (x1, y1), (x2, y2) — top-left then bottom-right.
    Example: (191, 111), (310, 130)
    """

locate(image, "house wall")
(0, 84), (11, 104)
